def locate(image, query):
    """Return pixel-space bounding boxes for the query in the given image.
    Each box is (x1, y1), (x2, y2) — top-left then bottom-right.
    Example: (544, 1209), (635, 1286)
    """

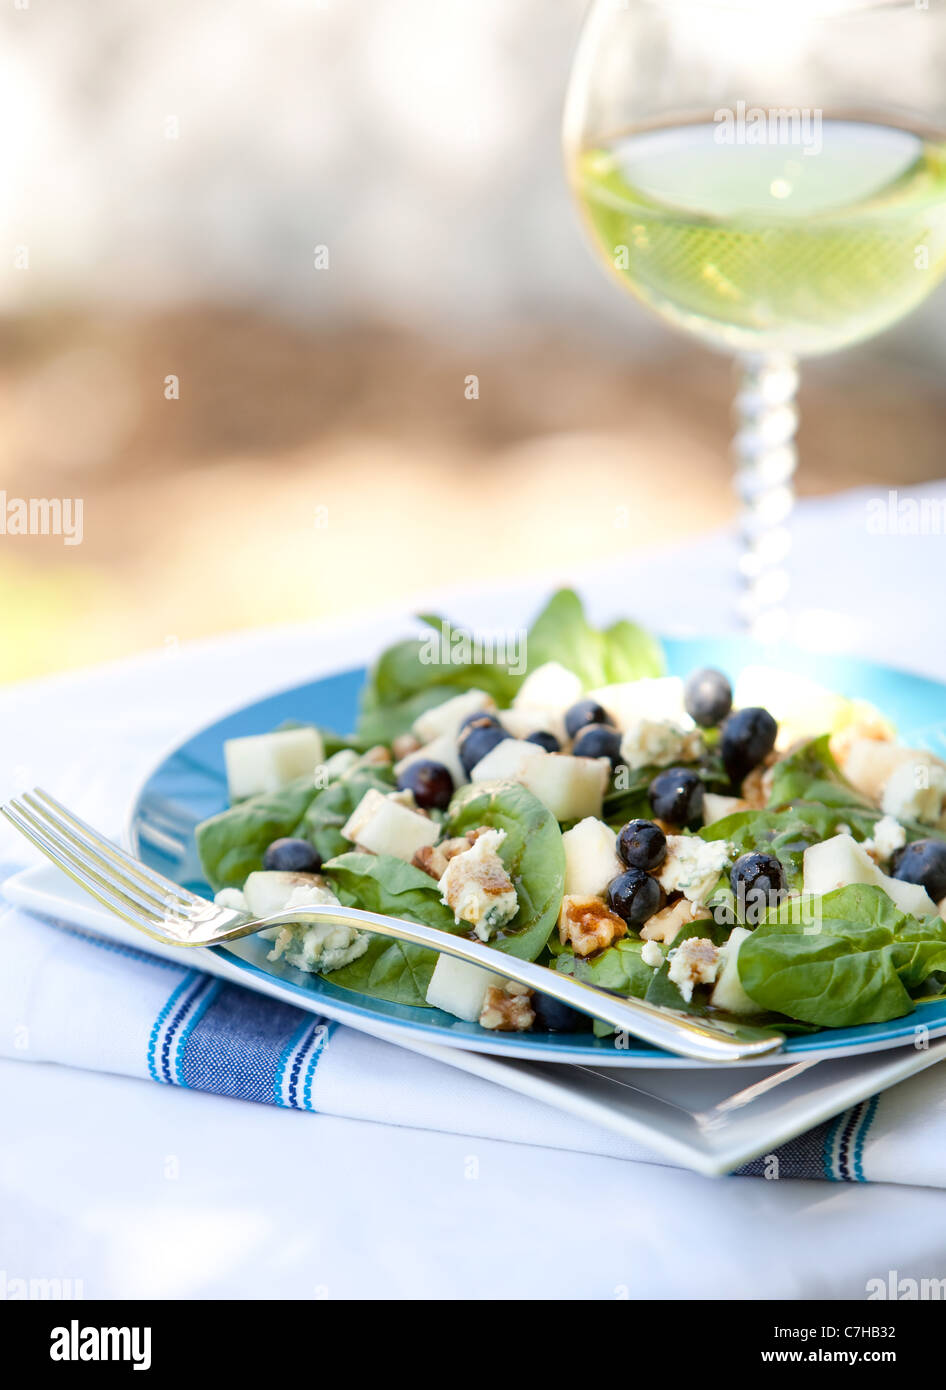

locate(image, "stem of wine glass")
(733, 352), (799, 639)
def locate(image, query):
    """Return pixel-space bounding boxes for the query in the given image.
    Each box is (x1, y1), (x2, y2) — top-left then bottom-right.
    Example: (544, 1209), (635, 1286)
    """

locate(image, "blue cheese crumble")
(619, 719), (704, 772)
(251, 879), (370, 974)
(438, 828), (519, 941)
(862, 813), (907, 864)
(667, 936), (720, 1003)
(658, 835), (732, 905)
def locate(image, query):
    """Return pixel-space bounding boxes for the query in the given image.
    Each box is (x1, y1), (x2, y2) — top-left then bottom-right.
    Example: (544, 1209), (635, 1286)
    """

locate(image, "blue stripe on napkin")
(148, 968), (334, 1110)
(736, 1096), (880, 1182)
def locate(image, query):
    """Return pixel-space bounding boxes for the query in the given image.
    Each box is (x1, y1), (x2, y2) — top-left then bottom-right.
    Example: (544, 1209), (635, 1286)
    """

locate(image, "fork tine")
(31, 787), (205, 908)
(22, 792), (176, 919)
(2, 801), (176, 946)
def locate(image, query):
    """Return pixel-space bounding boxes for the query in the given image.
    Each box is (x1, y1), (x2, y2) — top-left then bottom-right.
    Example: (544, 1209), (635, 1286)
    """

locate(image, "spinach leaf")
(195, 769), (392, 891)
(318, 727), (374, 757)
(574, 919), (723, 1036)
(326, 937), (434, 1006)
(324, 851), (457, 931)
(357, 687), (469, 747)
(357, 614), (525, 743)
(526, 588), (663, 689)
(766, 736), (878, 835)
(325, 936), (437, 1008)
(445, 779), (566, 961)
(554, 938), (655, 998)
(700, 804), (853, 891)
(356, 588), (663, 743)
(766, 734), (849, 806)
(767, 735), (946, 845)
(738, 883), (946, 1026)
(322, 851), (462, 1006)
(196, 777), (322, 891)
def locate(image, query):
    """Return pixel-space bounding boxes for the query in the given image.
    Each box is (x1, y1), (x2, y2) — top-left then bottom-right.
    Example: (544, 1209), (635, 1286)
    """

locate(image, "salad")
(195, 590), (946, 1039)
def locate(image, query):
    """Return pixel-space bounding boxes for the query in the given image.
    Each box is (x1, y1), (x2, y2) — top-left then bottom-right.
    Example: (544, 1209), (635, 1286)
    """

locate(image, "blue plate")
(128, 639), (946, 1067)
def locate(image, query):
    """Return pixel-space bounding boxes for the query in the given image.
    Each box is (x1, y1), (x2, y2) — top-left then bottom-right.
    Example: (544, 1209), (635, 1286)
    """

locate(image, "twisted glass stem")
(733, 352), (799, 638)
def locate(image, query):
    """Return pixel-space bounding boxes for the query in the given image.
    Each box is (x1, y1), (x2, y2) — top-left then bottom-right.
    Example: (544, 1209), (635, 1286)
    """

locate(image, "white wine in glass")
(564, 0), (946, 633)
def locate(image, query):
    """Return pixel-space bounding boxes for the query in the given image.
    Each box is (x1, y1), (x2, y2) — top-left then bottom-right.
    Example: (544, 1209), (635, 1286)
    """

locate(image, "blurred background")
(2, 0), (945, 685)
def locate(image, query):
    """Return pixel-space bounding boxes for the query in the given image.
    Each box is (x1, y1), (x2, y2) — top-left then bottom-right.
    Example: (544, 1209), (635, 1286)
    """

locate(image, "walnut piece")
(413, 844), (449, 879)
(479, 982), (535, 1032)
(558, 895), (627, 956)
(361, 744), (393, 766)
(741, 763), (773, 809)
(392, 733), (422, 760)
(412, 831), (484, 881)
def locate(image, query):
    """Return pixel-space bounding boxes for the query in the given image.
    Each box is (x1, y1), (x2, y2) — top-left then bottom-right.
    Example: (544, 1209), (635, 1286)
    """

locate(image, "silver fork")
(2, 788), (785, 1064)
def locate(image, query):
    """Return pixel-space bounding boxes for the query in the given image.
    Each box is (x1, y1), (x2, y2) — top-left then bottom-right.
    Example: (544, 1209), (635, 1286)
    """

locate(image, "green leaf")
(357, 687), (466, 747)
(356, 588), (663, 743)
(357, 615), (525, 743)
(600, 618), (666, 684)
(700, 803), (853, 891)
(195, 769), (393, 892)
(445, 779), (566, 961)
(322, 851), (462, 1006)
(324, 851), (457, 931)
(738, 883), (946, 1026)
(325, 936), (438, 1008)
(554, 938), (655, 998)
(766, 735), (876, 822)
(525, 589), (663, 689)
(766, 735), (946, 845)
(196, 777), (323, 891)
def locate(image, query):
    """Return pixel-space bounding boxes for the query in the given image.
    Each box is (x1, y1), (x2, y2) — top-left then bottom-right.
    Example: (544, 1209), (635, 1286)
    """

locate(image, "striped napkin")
(4, 884), (941, 1185)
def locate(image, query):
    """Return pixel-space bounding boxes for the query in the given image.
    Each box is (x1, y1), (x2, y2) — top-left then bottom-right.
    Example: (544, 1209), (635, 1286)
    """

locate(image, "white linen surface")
(4, 483), (946, 1299)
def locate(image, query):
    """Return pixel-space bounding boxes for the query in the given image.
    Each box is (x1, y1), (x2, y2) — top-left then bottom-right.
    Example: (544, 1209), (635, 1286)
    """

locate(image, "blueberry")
(262, 837), (322, 873)
(565, 699), (614, 740)
(458, 710), (502, 738)
(530, 991), (593, 1033)
(572, 722), (623, 769)
(720, 706), (778, 785)
(648, 766), (704, 828)
(684, 667), (733, 728)
(891, 839), (946, 905)
(730, 851), (787, 924)
(459, 721), (509, 776)
(526, 730), (560, 753)
(617, 818), (667, 872)
(396, 758), (454, 810)
(607, 868), (663, 924)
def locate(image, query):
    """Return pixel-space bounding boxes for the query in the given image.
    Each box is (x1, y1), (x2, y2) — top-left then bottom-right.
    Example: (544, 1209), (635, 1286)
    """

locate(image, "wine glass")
(564, 0), (946, 636)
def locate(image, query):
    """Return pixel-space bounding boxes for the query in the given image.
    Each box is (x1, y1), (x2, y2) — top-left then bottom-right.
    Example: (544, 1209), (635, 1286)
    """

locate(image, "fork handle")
(245, 905), (784, 1063)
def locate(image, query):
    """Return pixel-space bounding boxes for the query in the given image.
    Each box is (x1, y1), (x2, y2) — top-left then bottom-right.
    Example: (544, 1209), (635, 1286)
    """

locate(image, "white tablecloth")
(4, 483), (946, 1300)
